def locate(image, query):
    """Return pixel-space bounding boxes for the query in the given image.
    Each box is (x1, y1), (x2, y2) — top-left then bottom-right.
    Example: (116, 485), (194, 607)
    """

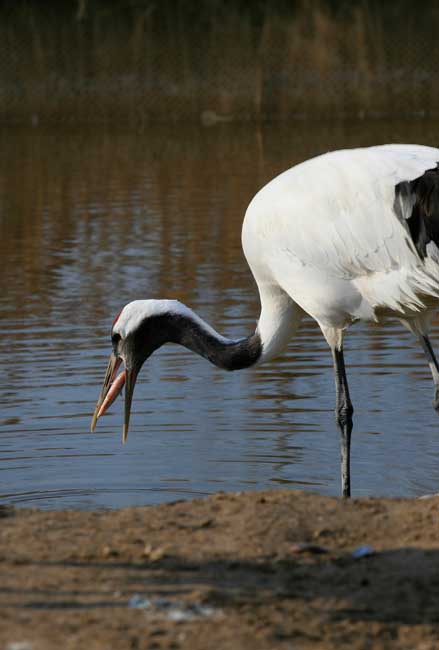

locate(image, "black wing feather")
(396, 166), (439, 259)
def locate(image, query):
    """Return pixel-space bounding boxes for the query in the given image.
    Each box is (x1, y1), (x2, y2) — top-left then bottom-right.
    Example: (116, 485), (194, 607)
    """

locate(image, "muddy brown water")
(1, 119), (439, 509)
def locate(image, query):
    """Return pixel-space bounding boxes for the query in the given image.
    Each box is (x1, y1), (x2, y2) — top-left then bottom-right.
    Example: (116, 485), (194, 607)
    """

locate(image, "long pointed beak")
(91, 352), (139, 444)
(90, 352), (122, 433)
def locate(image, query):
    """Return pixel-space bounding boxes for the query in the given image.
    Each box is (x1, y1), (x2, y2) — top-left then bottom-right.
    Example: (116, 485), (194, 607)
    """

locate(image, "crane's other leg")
(331, 345), (354, 498)
(418, 334), (439, 411)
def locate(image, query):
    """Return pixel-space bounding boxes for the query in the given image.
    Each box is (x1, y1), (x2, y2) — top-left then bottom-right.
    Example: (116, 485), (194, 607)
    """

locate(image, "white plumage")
(92, 143), (439, 497)
(243, 144), (439, 353)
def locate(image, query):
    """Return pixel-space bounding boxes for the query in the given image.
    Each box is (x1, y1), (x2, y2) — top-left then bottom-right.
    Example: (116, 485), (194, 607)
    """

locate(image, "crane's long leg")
(332, 347), (354, 498)
(418, 334), (439, 411)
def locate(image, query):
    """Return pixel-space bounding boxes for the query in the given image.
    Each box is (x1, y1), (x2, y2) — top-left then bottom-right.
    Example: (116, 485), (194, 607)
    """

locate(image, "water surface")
(1, 119), (439, 509)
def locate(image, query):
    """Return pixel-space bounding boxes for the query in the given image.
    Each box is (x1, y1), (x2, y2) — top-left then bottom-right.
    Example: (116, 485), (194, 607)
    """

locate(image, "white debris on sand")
(128, 595), (220, 621)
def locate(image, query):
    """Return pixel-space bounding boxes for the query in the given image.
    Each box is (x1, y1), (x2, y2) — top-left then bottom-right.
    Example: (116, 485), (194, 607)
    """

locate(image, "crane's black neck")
(170, 312), (262, 371)
(133, 311), (262, 371)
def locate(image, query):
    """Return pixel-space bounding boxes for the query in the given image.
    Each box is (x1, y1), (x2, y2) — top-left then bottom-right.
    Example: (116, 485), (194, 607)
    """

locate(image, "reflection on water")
(1, 120), (439, 509)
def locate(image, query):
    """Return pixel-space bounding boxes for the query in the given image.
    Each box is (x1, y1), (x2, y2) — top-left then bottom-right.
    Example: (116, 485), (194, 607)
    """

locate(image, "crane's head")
(90, 299), (188, 443)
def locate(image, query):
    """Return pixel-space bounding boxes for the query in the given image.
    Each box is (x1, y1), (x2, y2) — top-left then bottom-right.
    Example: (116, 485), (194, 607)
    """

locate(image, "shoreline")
(1, 489), (438, 649)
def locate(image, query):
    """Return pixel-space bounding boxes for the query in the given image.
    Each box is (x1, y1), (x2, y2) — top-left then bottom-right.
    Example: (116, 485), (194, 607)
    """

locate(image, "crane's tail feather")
(386, 164), (439, 315)
(395, 164), (439, 261)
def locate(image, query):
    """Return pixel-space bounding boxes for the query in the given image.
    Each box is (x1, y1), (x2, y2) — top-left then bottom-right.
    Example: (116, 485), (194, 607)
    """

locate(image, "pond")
(1, 119), (439, 509)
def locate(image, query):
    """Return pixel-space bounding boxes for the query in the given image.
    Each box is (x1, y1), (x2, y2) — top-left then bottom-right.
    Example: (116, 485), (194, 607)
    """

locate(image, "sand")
(1, 489), (439, 649)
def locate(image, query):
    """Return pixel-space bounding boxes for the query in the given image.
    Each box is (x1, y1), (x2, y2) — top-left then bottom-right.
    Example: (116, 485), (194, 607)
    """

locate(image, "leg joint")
(335, 402), (354, 427)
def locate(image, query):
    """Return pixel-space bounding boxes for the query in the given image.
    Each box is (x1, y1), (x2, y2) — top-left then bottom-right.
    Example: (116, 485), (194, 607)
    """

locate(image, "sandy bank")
(1, 490), (438, 649)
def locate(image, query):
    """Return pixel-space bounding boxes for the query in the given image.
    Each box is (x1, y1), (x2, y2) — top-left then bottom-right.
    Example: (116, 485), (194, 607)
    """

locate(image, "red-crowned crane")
(91, 144), (439, 497)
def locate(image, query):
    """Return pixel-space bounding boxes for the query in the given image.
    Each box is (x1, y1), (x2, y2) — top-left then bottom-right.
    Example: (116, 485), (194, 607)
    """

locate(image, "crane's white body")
(243, 144), (439, 359)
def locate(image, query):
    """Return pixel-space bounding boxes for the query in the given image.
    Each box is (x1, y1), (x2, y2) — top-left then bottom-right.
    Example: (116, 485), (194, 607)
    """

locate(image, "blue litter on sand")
(351, 545), (374, 558)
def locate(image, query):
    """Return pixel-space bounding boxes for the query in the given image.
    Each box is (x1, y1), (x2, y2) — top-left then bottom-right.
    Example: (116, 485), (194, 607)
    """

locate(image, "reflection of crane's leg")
(332, 347), (354, 498)
(419, 335), (439, 411)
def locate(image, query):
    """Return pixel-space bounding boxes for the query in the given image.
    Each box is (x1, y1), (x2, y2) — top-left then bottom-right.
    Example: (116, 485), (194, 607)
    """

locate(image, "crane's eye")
(111, 333), (121, 346)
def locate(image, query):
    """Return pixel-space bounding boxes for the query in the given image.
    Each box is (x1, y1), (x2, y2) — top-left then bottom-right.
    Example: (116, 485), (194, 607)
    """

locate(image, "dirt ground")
(1, 490), (439, 650)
